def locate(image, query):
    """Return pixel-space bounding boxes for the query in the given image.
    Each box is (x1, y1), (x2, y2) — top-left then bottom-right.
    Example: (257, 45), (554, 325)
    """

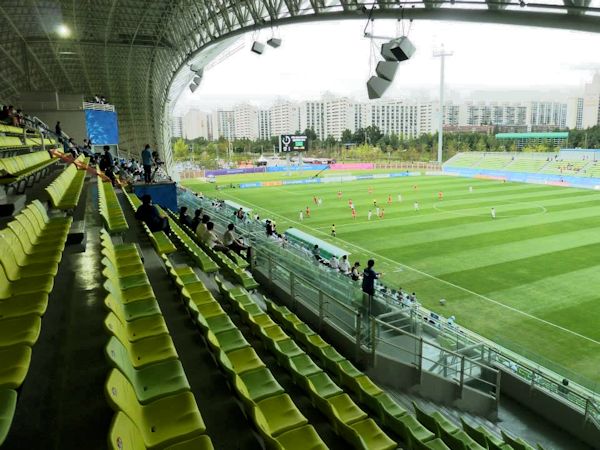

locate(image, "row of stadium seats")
(100, 229), (213, 449)
(98, 177), (128, 234)
(503, 159), (548, 173)
(0, 200), (72, 445)
(216, 276), (399, 450)
(162, 255), (328, 450)
(45, 155), (88, 210)
(0, 150), (58, 188)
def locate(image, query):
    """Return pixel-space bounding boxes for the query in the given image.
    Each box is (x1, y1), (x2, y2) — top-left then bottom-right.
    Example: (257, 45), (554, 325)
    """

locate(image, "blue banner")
(85, 110), (119, 145)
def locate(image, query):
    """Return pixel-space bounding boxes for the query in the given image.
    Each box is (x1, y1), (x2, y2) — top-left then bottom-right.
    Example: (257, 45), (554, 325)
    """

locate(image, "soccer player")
(299, 210), (303, 221)
(351, 208), (356, 220)
(368, 186), (373, 194)
(306, 206), (310, 218)
(376, 206), (380, 217)
(318, 197), (322, 206)
(491, 207), (496, 219)
(380, 208), (385, 219)
(373, 200), (377, 208)
(337, 190), (342, 200)
(331, 224), (336, 237)
(469, 186), (473, 193)
(313, 195), (318, 205)
(414, 201), (419, 211)
(438, 191), (443, 200)
(368, 210), (372, 221)
(397, 193), (402, 202)
(413, 184), (418, 190)
(348, 198), (353, 208)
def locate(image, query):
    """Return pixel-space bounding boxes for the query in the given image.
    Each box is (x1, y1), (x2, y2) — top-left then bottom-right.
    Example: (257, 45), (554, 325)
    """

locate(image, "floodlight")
(267, 38), (282, 48)
(57, 24), (71, 38)
(251, 41), (265, 54)
(366, 76), (391, 100)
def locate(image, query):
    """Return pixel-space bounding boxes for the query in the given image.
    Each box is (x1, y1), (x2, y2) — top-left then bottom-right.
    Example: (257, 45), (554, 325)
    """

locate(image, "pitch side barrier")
(443, 166), (600, 190)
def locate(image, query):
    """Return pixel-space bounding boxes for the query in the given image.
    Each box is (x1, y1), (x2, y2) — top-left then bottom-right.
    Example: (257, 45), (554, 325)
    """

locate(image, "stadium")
(0, 2), (599, 450)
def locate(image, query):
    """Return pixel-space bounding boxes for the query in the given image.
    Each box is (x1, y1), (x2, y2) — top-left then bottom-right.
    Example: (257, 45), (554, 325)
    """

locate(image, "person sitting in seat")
(179, 206), (193, 228)
(134, 194), (169, 232)
(196, 215), (210, 240)
(203, 222), (235, 260)
(223, 223), (249, 257)
(190, 208), (203, 232)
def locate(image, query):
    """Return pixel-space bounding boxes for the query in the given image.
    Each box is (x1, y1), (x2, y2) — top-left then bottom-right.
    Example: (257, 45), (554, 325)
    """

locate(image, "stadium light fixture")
(57, 24), (71, 38)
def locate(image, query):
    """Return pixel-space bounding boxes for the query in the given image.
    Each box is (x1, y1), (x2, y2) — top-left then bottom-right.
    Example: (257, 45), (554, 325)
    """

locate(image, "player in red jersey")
(387, 194), (392, 205)
(305, 206), (310, 218)
(313, 195), (318, 205)
(380, 208), (385, 218)
(368, 186), (373, 194)
(438, 191), (443, 200)
(351, 208), (356, 220)
(337, 190), (342, 200)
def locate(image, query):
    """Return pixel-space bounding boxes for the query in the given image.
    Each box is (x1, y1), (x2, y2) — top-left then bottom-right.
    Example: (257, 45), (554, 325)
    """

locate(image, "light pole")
(433, 45), (453, 164)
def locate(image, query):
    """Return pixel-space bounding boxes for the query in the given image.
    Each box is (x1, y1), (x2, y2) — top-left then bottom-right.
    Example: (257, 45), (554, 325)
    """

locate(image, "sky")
(173, 19), (600, 115)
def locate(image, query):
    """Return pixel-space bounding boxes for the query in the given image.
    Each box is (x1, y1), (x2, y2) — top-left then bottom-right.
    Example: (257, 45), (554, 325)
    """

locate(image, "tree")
(304, 128), (318, 142)
(352, 128), (366, 144)
(324, 135), (337, 149)
(173, 138), (188, 160)
(341, 129), (353, 144)
(365, 125), (383, 145)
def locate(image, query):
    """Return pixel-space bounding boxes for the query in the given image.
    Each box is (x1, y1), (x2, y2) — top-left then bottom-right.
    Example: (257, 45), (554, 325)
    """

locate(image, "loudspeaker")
(381, 37), (415, 62)
(193, 76), (202, 85)
(251, 41), (265, 54)
(376, 61), (399, 82)
(189, 83), (198, 93)
(267, 38), (282, 48)
(367, 76), (391, 99)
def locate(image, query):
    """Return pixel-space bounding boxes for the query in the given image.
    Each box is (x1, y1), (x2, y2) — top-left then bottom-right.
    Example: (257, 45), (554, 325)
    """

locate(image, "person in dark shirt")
(362, 259), (381, 316)
(134, 194), (169, 232)
(190, 208), (203, 232)
(99, 145), (116, 185)
(179, 206), (193, 228)
(55, 121), (62, 138)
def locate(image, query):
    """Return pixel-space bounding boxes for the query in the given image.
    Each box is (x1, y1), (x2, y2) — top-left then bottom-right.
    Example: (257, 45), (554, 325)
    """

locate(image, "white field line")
(223, 191), (600, 347)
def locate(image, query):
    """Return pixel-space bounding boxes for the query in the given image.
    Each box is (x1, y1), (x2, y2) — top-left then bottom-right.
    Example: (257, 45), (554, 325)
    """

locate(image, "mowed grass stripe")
(184, 176), (600, 384)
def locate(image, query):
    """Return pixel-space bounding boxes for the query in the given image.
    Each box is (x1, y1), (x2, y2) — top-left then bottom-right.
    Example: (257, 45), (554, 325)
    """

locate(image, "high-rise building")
(270, 101), (301, 137)
(171, 116), (183, 138)
(324, 96), (353, 140)
(182, 110), (212, 140)
(300, 101), (326, 140)
(566, 97), (584, 130)
(581, 73), (600, 129)
(214, 110), (235, 140)
(258, 109), (271, 141)
(351, 103), (368, 134)
(233, 104), (259, 140)
(528, 101), (567, 130)
(368, 100), (421, 138)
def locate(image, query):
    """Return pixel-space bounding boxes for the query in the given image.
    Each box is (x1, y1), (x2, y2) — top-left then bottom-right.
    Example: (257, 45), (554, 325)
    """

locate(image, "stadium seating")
(98, 177), (128, 233)
(100, 229), (213, 449)
(443, 153), (483, 168)
(0, 151), (58, 190)
(0, 136), (27, 152)
(0, 388), (17, 446)
(45, 155), (88, 210)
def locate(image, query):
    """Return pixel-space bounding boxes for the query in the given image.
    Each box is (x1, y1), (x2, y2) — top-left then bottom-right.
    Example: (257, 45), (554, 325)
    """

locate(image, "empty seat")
(0, 345), (32, 389)
(0, 315), (41, 347)
(0, 389), (17, 446)
(105, 370), (205, 449)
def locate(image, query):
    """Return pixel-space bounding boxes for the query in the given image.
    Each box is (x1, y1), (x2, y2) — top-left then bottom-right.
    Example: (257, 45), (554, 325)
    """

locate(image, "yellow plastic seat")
(108, 323), (178, 369)
(104, 312), (169, 342)
(0, 293), (48, 319)
(252, 394), (308, 437)
(0, 315), (42, 347)
(105, 370), (205, 449)
(261, 424), (328, 450)
(219, 347), (266, 377)
(0, 345), (32, 389)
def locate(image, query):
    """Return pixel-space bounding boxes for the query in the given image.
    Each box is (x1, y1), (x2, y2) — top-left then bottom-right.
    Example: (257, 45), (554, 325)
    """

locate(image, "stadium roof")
(0, 1), (598, 165)
(495, 132), (569, 139)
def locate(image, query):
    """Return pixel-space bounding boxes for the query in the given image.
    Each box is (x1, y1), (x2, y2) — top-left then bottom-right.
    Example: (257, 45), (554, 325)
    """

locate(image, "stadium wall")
(443, 166), (600, 190)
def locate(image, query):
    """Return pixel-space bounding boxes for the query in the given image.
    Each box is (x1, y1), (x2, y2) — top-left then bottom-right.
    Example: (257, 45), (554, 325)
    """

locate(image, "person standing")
(141, 144), (153, 183)
(491, 207), (496, 219)
(299, 210), (304, 221)
(414, 201), (419, 211)
(368, 210), (372, 221)
(55, 121), (62, 138)
(362, 259), (381, 317)
(339, 255), (350, 274)
(99, 145), (116, 185)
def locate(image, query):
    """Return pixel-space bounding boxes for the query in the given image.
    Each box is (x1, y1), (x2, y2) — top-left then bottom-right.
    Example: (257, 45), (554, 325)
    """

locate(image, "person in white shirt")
(318, 197), (322, 206)
(491, 207), (496, 219)
(469, 186), (473, 193)
(204, 222), (234, 259)
(330, 255), (339, 270)
(375, 206), (380, 216)
(397, 193), (402, 201)
(223, 223), (249, 256)
(368, 210), (372, 221)
(196, 215), (209, 241)
(339, 255), (350, 274)
(299, 210), (304, 221)
(414, 201), (419, 211)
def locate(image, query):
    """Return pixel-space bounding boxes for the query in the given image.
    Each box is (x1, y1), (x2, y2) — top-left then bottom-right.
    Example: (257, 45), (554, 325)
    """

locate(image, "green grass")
(183, 173), (600, 389)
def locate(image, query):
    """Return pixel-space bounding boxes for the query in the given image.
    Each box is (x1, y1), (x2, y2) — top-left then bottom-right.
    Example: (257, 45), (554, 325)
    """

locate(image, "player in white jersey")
(491, 207), (496, 219)
(469, 186), (473, 193)
(397, 193), (402, 202)
(368, 210), (372, 221)
(414, 201), (419, 211)
(299, 210), (304, 221)
(376, 206), (380, 216)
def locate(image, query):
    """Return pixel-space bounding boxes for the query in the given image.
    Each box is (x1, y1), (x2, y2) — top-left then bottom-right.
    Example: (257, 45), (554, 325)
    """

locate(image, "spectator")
(179, 206), (193, 228)
(312, 245), (322, 263)
(0, 105), (8, 122)
(99, 145), (116, 185)
(134, 194), (169, 232)
(223, 223), (249, 257)
(203, 222), (234, 258)
(196, 215), (210, 240)
(330, 255), (339, 270)
(339, 255), (350, 274)
(141, 144), (153, 183)
(362, 259), (381, 316)
(265, 220), (274, 237)
(67, 138), (79, 157)
(55, 121), (62, 138)
(350, 262), (361, 281)
(191, 208), (203, 231)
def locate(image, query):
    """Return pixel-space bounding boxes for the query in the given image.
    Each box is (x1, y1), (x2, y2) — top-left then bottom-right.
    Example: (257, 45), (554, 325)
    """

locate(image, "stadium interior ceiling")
(0, 0), (599, 164)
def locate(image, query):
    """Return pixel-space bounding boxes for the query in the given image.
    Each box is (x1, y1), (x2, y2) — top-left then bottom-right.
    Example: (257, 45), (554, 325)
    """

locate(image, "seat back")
(413, 402), (440, 435)
(108, 412), (146, 450)
(104, 313), (132, 347)
(0, 234), (23, 280)
(105, 369), (143, 426)
(460, 418), (487, 448)
(105, 336), (136, 382)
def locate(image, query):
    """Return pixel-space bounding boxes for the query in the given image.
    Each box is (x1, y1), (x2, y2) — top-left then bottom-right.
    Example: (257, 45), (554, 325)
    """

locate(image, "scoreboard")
(279, 134), (308, 152)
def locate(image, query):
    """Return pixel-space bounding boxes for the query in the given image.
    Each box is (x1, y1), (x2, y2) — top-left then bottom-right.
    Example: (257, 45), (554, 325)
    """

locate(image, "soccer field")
(183, 173), (600, 388)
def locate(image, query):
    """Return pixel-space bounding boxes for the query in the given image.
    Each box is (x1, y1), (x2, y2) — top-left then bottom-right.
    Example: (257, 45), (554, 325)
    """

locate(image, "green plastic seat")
(105, 312), (169, 342)
(207, 329), (250, 353)
(239, 302), (263, 318)
(0, 345), (32, 389)
(105, 337), (190, 404)
(149, 231), (177, 254)
(183, 290), (214, 308)
(272, 338), (304, 362)
(103, 277), (155, 304)
(234, 367), (285, 405)
(108, 325), (178, 369)
(195, 302), (227, 319)
(350, 375), (384, 403)
(0, 293), (48, 319)
(0, 262), (53, 297)
(165, 434), (215, 450)
(389, 413), (435, 446)
(334, 359), (363, 387)
(303, 334), (330, 354)
(264, 424), (328, 450)
(0, 233), (59, 275)
(501, 431), (537, 450)
(461, 418), (506, 449)
(105, 370), (205, 449)
(252, 394), (308, 437)
(321, 393), (368, 434)
(2, 228), (61, 264)
(247, 313), (277, 333)
(197, 314), (236, 335)
(373, 392), (408, 423)
(287, 354), (322, 383)
(219, 347), (266, 377)
(0, 315), (41, 347)
(0, 388), (17, 446)
(104, 294), (162, 322)
(345, 418), (397, 450)
(260, 325), (289, 344)
(440, 427), (486, 450)
(304, 371), (344, 403)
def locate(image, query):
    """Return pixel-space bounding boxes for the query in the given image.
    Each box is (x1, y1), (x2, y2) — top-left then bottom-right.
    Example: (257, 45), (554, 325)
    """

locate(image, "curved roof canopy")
(0, 0), (598, 162)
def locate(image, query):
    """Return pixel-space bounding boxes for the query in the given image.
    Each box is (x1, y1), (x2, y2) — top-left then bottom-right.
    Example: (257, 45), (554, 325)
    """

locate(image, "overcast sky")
(173, 19), (600, 115)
